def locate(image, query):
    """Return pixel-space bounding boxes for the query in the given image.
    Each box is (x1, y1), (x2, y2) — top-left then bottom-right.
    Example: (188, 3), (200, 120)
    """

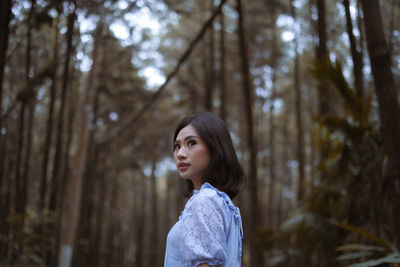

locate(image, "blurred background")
(0, 0), (399, 266)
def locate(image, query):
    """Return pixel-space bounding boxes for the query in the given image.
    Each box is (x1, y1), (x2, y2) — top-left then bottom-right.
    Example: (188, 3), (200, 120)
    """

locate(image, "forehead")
(175, 124), (199, 141)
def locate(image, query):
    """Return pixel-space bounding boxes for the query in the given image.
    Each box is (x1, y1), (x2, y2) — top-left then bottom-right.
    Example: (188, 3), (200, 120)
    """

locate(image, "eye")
(188, 140), (197, 147)
(173, 144), (180, 151)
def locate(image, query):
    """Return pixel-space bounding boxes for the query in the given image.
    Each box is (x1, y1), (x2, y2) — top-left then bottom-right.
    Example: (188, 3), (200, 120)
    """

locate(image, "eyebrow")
(174, 135), (199, 144)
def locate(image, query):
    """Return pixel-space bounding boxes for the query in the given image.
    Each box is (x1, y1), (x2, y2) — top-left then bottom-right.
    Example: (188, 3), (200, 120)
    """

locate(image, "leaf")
(329, 219), (393, 251)
(337, 251), (373, 261)
(349, 253), (400, 267)
(337, 244), (385, 252)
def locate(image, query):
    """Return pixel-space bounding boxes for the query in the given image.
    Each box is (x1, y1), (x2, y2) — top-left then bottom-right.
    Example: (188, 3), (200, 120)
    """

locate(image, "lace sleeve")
(180, 189), (228, 266)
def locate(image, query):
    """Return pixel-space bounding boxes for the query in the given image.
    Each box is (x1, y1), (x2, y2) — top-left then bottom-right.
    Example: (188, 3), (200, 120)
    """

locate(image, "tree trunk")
(49, 10), (75, 213)
(14, 103), (26, 216)
(360, 0), (400, 246)
(148, 162), (159, 266)
(39, 17), (59, 211)
(219, 8), (227, 121)
(343, 0), (364, 98)
(280, 100), (291, 222)
(20, 93), (35, 217)
(91, 159), (107, 267)
(57, 22), (100, 267)
(266, 0), (280, 230)
(73, 49), (102, 267)
(315, 0), (330, 117)
(207, 0), (216, 112)
(315, 0), (332, 183)
(236, 0), (261, 266)
(135, 172), (146, 266)
(267, 77), (276, 229)
(0, 1), (12, 257)
(0, 120), (10, 258)
(0, 0), (12, 120)
(291, 0), (306, 202)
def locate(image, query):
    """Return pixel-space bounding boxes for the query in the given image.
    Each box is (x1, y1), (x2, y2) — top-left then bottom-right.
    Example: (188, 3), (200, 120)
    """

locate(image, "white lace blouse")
(164, 182), (243, 267)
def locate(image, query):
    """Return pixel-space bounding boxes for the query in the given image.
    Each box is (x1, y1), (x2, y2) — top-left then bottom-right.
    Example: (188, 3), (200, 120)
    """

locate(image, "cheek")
(200, 149), (211, 166)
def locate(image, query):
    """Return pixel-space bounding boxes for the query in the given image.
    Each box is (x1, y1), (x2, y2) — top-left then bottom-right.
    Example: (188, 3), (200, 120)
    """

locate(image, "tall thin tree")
(236, 0), (262, 266)
(291, 0), (306, 202)
(360, 0), (400, 246)
(58, 22), (101, 267)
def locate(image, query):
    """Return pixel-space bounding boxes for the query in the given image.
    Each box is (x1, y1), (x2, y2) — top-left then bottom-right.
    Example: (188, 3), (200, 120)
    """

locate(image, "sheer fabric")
(164, 182), (243, 267)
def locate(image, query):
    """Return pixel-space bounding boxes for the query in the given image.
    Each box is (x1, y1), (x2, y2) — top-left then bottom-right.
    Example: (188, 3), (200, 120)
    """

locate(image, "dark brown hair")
(173, 112), (246, 200)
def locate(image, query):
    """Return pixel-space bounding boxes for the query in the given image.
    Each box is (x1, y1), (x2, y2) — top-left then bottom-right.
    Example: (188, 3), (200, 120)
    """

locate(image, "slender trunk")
(49, 11), (75, 265)
(49, 10), (75, 212)
(267, 76), (276, 229)
(343, 0), (364, 98)
(360, 0), (400, 246)
(188, 62), (198, 112)
(0, 0), (12, 121)
(148, 162), (159, 266)
(73, 50), (102, 267)
(291, 0), (306, 202)
(15, 0), (35, 216)
(0, 121), (10, 258)
(39, 17), (59, 211)
(281, 101), (291, 220)
(202, 1), (213, 111)
(104, 168), (118, 267)
(91, 158), (106, 267)
(236, 0), (261, 266)
(207, 0), (216, 111)
(267, 0), (279, 230)
(388, 0), (396, 57)
(135, 173), (146, 266)
(315, 0), (329, 117)
(55, 66), (77, 267)
(21, 94), (35, 216)
(57, 22), (100, 267)
(219, 8), (227, 121)
(315, 0), (331, 178)
(14, 104), (26, 215)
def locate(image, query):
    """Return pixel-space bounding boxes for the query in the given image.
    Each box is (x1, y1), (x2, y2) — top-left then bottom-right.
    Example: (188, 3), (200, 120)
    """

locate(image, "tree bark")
(148, 162), (159, 266)
(203, 0), (215, 112)
(291, 0), (306, 202)
(315, 0), (330, 116)
(39, 17), (59, 211)
(343, 0), (364, 98)
(236, 0), (261, 266)
(135, 172), (146, 266)
(219, 8), (227, 121)
(57, 22), (100, 267)
(0, 0), (12, 119)
(360, 0), (400, 246)
(49, 10), (75, 213)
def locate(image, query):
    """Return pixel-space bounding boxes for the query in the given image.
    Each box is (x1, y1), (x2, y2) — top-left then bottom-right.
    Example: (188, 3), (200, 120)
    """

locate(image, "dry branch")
(97, 0), (227, 146)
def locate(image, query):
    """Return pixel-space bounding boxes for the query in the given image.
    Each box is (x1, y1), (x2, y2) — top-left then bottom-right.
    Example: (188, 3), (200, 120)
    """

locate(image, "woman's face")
(173, 124), (210, 189)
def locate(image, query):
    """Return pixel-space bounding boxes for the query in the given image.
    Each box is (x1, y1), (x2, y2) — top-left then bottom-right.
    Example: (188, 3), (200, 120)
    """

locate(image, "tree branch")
(97, 0), (227, 146)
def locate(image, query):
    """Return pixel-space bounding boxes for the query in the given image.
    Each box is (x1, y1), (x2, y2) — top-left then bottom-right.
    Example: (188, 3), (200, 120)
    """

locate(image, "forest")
(0, 0), (400, 266)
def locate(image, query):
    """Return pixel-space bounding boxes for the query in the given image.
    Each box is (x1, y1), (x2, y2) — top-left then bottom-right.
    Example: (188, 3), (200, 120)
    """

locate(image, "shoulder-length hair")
(173, 112), (246, 200)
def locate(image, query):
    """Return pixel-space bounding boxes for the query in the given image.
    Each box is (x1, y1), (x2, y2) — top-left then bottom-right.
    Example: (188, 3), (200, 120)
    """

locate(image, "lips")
(178, 162), (190, 171)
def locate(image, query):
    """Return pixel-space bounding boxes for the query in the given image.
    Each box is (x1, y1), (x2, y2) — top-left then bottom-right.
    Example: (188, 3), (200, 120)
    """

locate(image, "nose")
(176, 146), (187, 159)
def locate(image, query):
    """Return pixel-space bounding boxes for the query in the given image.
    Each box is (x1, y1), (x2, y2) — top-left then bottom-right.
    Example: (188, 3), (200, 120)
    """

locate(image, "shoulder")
(191, 183), (231, 208)
(181, 183), (235, 221)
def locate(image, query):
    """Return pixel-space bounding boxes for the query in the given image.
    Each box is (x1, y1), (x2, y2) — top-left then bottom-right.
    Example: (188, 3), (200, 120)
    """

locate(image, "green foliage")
(1, 210), (55, 266)
(332, 221), (400, 266)
(261, 60), (392, 266)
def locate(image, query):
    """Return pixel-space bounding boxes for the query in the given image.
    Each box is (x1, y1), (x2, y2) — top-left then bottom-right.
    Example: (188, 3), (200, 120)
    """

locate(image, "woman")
(164, 112), (245, 267)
